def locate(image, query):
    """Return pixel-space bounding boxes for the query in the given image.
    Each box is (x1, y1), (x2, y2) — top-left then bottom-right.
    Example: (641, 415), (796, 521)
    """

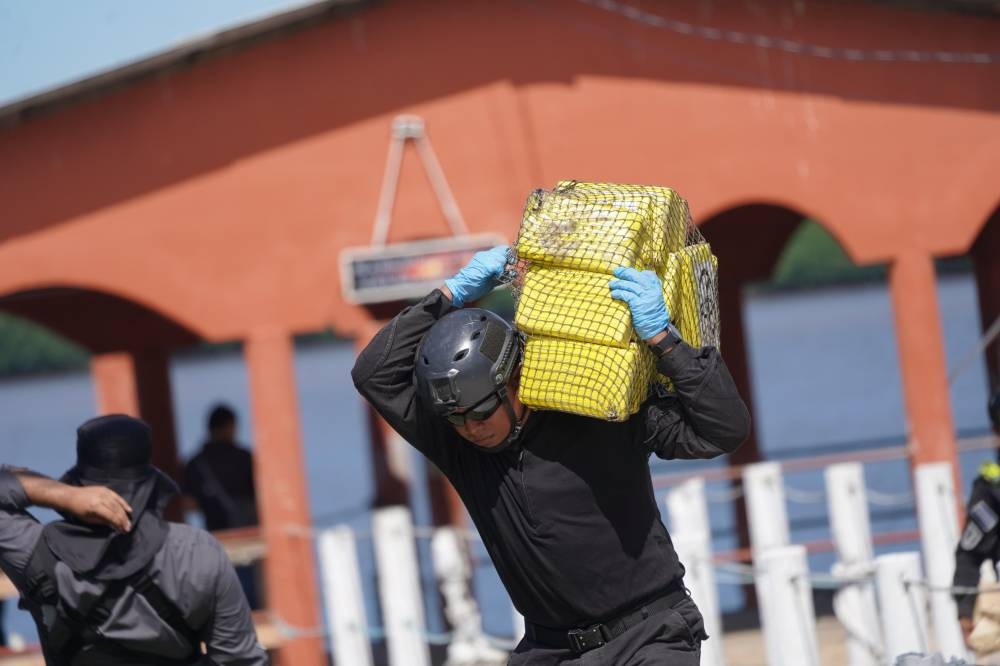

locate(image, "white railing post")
(319, 526), (374, 666)
(373, 507), (431, 666)
(875, 552), (929, 661)
(756, 545), (820, 666)
(825, 463), (882, 666)
(744, 460), (791, 654)
(915, 462), (969, 662)
(667, 478), (726, 666)
(673, 535), (725, 666)
(743, 462), (790, 557)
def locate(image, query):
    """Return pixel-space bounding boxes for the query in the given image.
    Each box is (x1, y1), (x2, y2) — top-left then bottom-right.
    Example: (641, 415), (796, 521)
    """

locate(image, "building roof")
(0, 0), (368, 127)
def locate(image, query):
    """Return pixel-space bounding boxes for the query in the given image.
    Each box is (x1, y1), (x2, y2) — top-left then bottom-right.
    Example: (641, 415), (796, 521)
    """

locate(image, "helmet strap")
(471, 393), (528, 454)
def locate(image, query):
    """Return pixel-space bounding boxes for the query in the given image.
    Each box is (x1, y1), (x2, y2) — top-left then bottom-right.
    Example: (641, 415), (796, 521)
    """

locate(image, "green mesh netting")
(510, 180), (720, 421)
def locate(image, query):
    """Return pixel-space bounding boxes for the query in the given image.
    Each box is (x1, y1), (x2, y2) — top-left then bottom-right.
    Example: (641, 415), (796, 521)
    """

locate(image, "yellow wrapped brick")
(655, 243), (720, 390)
(556, 180), (690, 267)
(662, 242), (719, 349)
(516, 189), (657, 274)
(520, 337), (654, 421)
(515, 265), (633, 348)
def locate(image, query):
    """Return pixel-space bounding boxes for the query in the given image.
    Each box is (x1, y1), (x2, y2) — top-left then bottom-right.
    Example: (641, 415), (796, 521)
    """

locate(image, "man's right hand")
(960, 615), (975, 649)
(443, 246), (510, 307)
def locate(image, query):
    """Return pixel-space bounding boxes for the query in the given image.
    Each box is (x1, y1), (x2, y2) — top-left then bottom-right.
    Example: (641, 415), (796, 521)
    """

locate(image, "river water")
(0, 273), (992, 643)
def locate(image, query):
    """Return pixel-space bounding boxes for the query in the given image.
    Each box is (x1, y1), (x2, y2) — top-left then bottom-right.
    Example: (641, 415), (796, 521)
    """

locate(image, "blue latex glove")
(609, 266), (671, 341)
(445, 246), (510, 307)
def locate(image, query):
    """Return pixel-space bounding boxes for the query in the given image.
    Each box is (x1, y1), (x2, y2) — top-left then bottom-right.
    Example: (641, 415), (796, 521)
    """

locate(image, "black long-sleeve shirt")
(352, 289), (750, 630)
(954, 474), (1000, 618)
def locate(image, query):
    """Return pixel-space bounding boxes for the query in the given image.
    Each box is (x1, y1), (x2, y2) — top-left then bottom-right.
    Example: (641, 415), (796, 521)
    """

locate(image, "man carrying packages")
(353, 246), (750, 665)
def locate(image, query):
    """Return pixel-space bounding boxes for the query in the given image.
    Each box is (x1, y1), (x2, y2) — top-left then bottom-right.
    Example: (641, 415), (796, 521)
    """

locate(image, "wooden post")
(244, 329), (324, 666)
(91, 352), (140, 416)
(888, 252), (958, 469)
(91, 349), (183, 518)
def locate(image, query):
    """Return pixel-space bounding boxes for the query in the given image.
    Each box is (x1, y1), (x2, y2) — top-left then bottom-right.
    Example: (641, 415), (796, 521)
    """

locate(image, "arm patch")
(961, 522), (984, 550)
(971, 500), (999, 532)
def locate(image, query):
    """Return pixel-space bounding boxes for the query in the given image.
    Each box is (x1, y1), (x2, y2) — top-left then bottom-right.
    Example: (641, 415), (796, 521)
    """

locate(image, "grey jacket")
(0, 470), (268, 665)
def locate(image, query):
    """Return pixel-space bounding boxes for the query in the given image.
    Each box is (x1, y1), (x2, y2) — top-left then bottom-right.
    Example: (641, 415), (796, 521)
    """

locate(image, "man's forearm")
(15, 472), (74, 511)
(11, 473), (133, 532)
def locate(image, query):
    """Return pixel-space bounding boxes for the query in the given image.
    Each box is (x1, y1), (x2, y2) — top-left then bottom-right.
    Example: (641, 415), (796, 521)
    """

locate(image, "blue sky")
(0, 0), (317, 107)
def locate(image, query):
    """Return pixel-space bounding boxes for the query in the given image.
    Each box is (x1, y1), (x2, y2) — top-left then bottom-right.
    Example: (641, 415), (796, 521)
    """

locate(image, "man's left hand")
(18, 473), (133, 532)
(609, 267), (670, 341)
(64, 486), (133, 533)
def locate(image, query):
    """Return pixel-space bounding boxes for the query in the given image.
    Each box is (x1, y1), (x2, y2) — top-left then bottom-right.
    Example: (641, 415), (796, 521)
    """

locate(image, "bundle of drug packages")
(512, 181), (719, 420)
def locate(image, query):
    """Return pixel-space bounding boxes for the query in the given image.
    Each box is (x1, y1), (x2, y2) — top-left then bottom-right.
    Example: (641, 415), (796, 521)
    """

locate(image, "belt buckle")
(567, 625), (605, 653)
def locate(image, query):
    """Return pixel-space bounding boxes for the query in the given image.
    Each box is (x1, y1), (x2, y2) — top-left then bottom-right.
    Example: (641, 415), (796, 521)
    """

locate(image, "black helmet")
(415, 309), (522, 416)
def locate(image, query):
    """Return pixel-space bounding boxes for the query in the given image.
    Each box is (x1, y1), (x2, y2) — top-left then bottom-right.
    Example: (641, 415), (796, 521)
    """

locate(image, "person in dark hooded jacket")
(0, 414), (267, 666)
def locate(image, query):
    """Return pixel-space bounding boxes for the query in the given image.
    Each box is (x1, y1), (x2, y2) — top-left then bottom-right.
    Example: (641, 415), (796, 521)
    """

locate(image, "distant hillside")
(0, 313), (88, 376)
(771, 220), (888, 287)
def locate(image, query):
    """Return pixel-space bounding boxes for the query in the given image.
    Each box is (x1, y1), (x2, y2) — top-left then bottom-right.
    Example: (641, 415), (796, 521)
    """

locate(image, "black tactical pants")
(508, 596), (707, 665)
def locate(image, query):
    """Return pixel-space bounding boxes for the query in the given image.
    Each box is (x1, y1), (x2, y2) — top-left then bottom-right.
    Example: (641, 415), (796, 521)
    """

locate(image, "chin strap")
(473, 394), (528, 454)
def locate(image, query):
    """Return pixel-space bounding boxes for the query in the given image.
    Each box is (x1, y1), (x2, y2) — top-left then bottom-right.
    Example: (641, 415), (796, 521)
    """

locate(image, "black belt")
(524, 583), (687, 654)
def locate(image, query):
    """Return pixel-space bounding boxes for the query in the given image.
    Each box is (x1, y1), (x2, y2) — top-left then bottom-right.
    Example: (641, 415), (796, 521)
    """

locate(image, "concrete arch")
(697, 196), (862, 267)
(0, 282), (202, 354)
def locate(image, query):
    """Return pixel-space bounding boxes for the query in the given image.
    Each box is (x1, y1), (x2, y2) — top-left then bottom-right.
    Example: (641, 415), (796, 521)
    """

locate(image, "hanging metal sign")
(341, 115), (502, 305)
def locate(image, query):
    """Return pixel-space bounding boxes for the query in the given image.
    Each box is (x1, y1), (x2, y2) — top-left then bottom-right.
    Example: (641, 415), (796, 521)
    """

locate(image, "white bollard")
(914, 462), (969, 662)
(667, 479), (726, 666)
(825, 463), (882, 666)
(743, 462), (790, 557)
(875, 552), (929, 661)
(373, 507), (431, 666)
(319, 526), (375, 666)
(756, 545), (820, 666)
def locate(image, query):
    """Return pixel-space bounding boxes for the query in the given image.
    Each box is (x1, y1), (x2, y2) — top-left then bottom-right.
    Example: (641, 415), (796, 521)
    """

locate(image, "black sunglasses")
(445, 391), (504, 426)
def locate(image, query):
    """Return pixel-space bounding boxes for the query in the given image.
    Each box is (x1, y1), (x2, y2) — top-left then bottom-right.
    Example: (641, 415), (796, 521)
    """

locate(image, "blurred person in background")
(353, 246), (750, 665)
(0, 414), (267, 665)
(184, 404), (261, 610)
(953, 390), (1000, 657)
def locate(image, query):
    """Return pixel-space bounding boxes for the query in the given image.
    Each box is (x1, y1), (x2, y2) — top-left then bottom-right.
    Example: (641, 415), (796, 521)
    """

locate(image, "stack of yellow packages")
(513, 181), (719, 421)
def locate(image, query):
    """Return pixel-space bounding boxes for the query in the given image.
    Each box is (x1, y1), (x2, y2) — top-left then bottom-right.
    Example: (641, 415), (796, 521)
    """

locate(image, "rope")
(906, 579), (1000, 595)
(705, 485), (744, 502)
(284, 523), (485, 542)
(577, 0), (1000, 64)
(273, 616), (520, 651)
(783, 485), (827, 504)
(831, 581), (885, 663)
(866, 488), (914, 507)
(949, 314), (1000, 384)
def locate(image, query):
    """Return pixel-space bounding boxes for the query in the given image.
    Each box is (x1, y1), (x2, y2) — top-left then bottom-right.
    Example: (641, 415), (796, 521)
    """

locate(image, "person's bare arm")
(16, 472), (133, 532)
